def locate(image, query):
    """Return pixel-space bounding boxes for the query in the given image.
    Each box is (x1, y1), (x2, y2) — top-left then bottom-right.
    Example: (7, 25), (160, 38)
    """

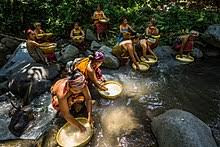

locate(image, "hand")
(98, 83), (108, 91)
(88, 115), (94, 126)
(78, 124), (86, 132)
(136, 64), (140, 70)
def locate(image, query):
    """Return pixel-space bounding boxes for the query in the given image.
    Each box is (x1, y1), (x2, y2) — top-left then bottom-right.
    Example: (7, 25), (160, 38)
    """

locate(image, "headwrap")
(94, 51), (105, 61)
(68, 71), (86, 90)
(34, 22), (41, 28)
(190, 30), (199, 37)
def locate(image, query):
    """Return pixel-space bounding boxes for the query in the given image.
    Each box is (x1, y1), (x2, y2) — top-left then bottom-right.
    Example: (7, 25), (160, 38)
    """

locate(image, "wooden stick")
(0, 33), (26, 42)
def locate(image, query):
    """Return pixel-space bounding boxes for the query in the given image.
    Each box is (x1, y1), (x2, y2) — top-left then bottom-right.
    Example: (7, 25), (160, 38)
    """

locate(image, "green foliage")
(0, 0), (220, 45)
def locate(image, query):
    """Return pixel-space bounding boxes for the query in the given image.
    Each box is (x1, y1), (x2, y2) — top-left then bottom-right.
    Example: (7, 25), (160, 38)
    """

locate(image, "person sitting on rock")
(92, 4), (109, 41)
(51, 71), (93, 132)
(26, 29), (49, 64)
(70, 22), (85, 47)
(113, 35), (141, 70)
(34, 22), (45, 43)
(117, 17), (136, 43)
(145, 18), (160, 50)
(173, 30), (199, 57)
(67, 51), (107, 91)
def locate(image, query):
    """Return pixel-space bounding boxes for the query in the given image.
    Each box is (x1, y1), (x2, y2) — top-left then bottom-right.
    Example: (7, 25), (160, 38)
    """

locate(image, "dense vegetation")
(1, 0), (220, 44)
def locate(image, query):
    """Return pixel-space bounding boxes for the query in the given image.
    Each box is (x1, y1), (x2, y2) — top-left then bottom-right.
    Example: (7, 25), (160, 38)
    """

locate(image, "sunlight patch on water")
(101, 106), (140, 136)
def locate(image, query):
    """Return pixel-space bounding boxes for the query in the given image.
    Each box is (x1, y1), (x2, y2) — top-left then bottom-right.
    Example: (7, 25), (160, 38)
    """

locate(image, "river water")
(0, 56), (219, 147)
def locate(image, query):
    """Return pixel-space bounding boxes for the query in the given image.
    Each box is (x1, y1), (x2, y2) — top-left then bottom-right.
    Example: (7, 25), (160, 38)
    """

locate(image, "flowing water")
(0, 56), (220, 147)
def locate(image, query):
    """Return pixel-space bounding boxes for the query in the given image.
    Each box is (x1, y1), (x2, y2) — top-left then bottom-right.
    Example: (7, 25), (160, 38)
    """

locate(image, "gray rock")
(99, 45), (112, 53)
(154, 46), (176, 59)
(8, 63), (60, 103)
(84, 50), (93, 57)
(0, 43), (8, 52)
(192, 48), (203, 58)
(100, 51), (119, 69)
(58, 44), (79, 63)
(0, 42), (34, 77)
(203, 24), (220, 48)
(151, 109), (217, 147)
(86, 29), (97, 41)
(1, 37), (20, 51)
(90, 41), (101, 51)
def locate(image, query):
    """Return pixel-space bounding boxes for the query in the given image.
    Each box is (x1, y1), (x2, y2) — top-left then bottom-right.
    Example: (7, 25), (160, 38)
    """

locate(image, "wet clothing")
(51, 78), (85, 111)
(72, 28), (83, 36)
(145, 27), (159, 49)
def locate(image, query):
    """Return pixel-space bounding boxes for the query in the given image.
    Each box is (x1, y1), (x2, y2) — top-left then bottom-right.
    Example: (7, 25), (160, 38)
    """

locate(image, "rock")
(192, 48), (203, 58)
(8, 63), (60, 103)
(101, 52), (119, 69)
(58, 44), (79, 63)
(99, 45), (112, 53)
(1, 37), (20, 51)
(0, 42), (34, 77)
(154, 46), (176, 59)
(86, 29), (97, 41)
(0, 43), (8, 52)
(203, 24), (220, 48)
(90, 41), (101, 51)
(151, 109), (217, 147)
(84, 50), (93, 57)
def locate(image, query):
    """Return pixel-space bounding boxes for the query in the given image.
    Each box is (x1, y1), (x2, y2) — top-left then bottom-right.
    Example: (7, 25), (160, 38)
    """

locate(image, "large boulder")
(90, 41), (101, 51)
(86, 29), (97, 41)
(8, 63), (60, 103)
(98, 46), (119, 69)
(0, 42), (34, 78)
(1, 37), (20, 51)
(58, 44), (79, 63)
(151, 109), (217, 147)
(203, 24), (220, 48)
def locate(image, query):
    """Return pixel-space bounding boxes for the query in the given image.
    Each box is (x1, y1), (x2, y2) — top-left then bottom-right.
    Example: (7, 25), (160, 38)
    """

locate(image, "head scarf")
(34, 22), (41, 28)
(190, 30), (199, 37)
(94, 51), (105, 61)
(68, 71), (86, 90)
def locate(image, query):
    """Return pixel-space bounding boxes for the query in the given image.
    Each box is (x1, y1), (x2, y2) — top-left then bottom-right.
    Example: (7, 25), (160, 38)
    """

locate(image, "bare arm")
(58, 95), (86, 132)
(70, 29), (74, 38)
(128, 25), (135, 33)
(88, 67), (107, 90)
(133, 45), (140, 62)
(80, 28), (85, 37)
(82, 86), (93, 124)
(101, 11), (107, 19)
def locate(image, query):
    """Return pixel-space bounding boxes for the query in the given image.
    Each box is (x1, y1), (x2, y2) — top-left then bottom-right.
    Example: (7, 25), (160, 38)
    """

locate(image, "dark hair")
(67, 70), (82, 80)
(120, 16), (128, 24)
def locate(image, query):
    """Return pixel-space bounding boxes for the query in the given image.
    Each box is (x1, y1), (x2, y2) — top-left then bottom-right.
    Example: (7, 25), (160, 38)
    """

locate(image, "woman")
(113, 36), (140, 70)
(137, 39), (157, 60)
(34, 22), (45, 42)
(118, 18), (136, 42)
(26, 29), (49, 64)
(73, 51), (107, 91)
(70, 22), (85, 45)
(145, 19), (160, 50)
(173, 30), (199, 57)
(51, 71), (93, 132)
(92, 4), (108, 41)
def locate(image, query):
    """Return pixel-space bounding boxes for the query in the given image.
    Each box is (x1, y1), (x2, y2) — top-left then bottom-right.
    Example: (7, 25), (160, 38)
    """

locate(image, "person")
(145, 18), (160, 50)
(26, 29), (49, 64)
(51, 71), (93, 132)
(136, 38), (157, 60)
(70, 22), (85, 46)
(173, 30), (199, 57)
(113, 35), (140, 70)
(92, 4), (108, 41)
(118, 18), (136, 42)
(67, 51), (107, 91)
(33, 22), (45, 42)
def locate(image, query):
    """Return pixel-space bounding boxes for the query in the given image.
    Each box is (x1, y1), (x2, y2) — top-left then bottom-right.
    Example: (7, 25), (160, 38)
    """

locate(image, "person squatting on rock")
(51, 71), (93, 132)
(173, 30), (199, 57)
(66, 51), (107, 91)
